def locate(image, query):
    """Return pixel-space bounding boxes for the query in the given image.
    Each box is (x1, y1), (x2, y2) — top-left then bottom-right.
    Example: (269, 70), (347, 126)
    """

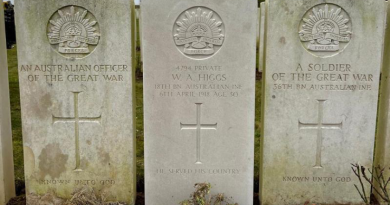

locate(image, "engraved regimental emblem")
(173, 7), (225, 60)
(47, 6), (100, 58)
(299, 4), (352, 57)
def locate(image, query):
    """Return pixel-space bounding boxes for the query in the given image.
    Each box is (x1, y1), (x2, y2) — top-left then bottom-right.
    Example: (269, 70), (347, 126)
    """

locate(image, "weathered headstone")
(261, 0), (386, 204)
(15, 0), (136, 203)
(257, 8), (260, 44)
(0, 6), (16, 205)
(139, 6), (143, 65)
(375, 1), (390, 203)
(142, 0), (257, 204)
(259, 2), (266, 72)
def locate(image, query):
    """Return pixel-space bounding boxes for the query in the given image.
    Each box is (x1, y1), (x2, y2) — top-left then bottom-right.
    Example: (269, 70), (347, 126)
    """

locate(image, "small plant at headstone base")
(351, 163), (390, 205)
(179, 183), (238, 205)
(26, 187), (128, 205)
(64, 187), (129, 205)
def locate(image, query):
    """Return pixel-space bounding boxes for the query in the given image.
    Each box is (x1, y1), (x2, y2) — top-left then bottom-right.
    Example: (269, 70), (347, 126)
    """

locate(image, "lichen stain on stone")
(33, 93), (53, 120)
(24, 146), (36, 176)
(242, 22), (252, 33)
(279, 37), (286, 45)
(109, 168), (118, 179)
(98, 147), (111, 165)
(281, 1), (289, 13)
(80, 157), (89, 169)
(38, 143), (68, 179)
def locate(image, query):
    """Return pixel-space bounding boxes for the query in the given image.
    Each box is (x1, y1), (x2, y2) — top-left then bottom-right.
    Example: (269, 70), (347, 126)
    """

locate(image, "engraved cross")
(298, 100), (343, 169)
(180, 103), (217, 165)
(52, 91), (102, 172)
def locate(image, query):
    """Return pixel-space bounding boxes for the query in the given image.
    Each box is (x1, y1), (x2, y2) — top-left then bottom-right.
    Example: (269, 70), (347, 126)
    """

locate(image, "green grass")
(7, 46), (24, 183)
(7, 28), (262, 194)
(135, 78), (145, 189)
(135, 19), (145, 189)
(254, 77), (262, 191)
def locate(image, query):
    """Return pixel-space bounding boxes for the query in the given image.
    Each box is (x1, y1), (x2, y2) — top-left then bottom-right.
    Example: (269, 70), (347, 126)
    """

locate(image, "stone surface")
(260, 0), (386, 204)
(15, 0), (136, 204)
(142, 0), (257, 204)
(257, 8), (260, 44)
(374, 1), (390, 203)
(259, 2), (266, 72)
(139, 7), (143, 65)
(0, 6), (16, 205)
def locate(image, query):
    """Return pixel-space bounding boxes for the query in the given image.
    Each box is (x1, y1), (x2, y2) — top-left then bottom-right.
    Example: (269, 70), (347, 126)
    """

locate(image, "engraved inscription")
(47, 6), (100, 59)
(155, 168), (240, 175)
(299, 4), (352, 57)
(270, 63), (374, 91)
(298, 100), (343, 168)
(52, 92), (102, 171)
(38, 179), (115, 185)
(19, 64), (128, 83)
(282, 176), (351, 183)
(154, 65), (243, 98)
(180, 103), (217, 164)
(174, 7), (225, 60)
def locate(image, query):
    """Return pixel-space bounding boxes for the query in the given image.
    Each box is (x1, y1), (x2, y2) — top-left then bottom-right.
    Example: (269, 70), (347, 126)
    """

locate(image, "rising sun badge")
(47, 6), (100, 58)
(173, 7), (225, 59)
(299, 4), (352, 57)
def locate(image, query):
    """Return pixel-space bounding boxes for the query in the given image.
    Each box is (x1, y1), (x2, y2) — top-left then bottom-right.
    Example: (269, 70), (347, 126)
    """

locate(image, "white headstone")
(259, 2), (266, 73)
(142, 0), (257, 204)
(375, 1), (390, 203)
(257, 8), (260, 44)
(139, 7), (143, 65)
(261, 0), (386, 204)
(0, 6), (15, 205)
(15, 0), (137, 203)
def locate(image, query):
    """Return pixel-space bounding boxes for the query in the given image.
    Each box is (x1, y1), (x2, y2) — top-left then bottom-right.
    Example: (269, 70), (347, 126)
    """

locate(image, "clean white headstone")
(142, 0), (257, 204)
